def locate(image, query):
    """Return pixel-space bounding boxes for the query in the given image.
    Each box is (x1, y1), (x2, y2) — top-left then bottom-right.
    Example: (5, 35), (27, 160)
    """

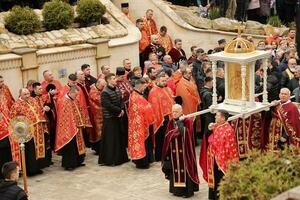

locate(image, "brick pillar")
(13, 48), (38, 87)
(87, 38), (110, 75)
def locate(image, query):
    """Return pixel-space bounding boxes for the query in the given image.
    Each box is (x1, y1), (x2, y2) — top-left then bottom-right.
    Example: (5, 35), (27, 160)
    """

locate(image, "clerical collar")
(67, 94), (74, 100)
(183, 76), (190, 81)
(95, 85), (102, 91)
(134, 89), (143, 95)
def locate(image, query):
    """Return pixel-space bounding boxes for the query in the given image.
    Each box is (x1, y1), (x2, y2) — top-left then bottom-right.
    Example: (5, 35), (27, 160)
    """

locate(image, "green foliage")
(4, 6), (42, 35)
(219, 148), (300, 200)
(267, 16), (283, 27)
(42, 0), (74, 30)
(76, 0), (106, 26)
(208, 7), (221, 20)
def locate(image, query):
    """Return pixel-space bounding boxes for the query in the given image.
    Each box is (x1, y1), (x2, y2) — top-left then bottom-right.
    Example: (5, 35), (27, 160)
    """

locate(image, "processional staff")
(8, 116), (34, 194)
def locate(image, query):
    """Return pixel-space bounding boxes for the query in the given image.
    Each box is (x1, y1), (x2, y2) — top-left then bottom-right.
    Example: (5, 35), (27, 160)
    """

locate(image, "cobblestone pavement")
(24, 147), (208, 200)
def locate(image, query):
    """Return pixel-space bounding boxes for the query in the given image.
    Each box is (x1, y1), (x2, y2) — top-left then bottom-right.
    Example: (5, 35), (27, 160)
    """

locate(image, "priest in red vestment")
(0, 76), (14, 110)
(88, 79), (106, 154)
(157, 26), (173, 53)
(176, 67), (200, 115)
(0, 104), (20, 179)
(128, 78), (155, 169)
(148, 72), (174, 161)
(231, 113), (263, 158)
(10, 88), (48, 176)
(76, 70), (94, 148)
(31, 82), (53, 165)
(162, 104), (199, 198)
(142, 9), (158, 41)
(41, 70), (62, 95)
(268, 88), (300, 151)
(55, 86), (92, 170)
(168, 39), (187, 65)
(60, 74), (87, 108)
(200, 110), (239, 200)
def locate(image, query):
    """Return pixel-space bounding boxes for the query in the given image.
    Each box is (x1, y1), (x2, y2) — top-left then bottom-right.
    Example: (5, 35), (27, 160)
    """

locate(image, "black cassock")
(61, 135), (85, 169)
(25, 138), (46, 176)
(155, 116), (169, 162)
(133, 126), (154, 168)
(98, 86), (128, 166)
(162, 119), (199, 198)
(0, 137), (12, 179)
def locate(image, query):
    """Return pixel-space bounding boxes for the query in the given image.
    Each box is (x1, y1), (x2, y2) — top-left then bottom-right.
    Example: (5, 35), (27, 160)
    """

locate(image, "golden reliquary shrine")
(208, 35), (271, 116)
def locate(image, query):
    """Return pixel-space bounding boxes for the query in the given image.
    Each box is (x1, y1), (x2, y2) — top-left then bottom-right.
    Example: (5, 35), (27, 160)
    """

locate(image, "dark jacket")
(216, 77), (225, 101)
(288, 77), (299, 92)
(199, 86), (214, 134)
(85, 75), (97, 86)
(281, 68), (294, 88)
(101, 86), (123, 118)
(0, 180), (27, 200)
(267, 74), (280, 102)
(192, 59), (205, 91)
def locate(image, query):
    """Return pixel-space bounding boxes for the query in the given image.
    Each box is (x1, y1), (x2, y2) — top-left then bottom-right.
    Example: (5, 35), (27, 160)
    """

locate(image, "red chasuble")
(162, 118), (200, 186)
(59, 85), (88, 109)
(88, 85), (103, 143)
(10, 97), (48, 159)
(231, 113), (263, 158)
(128, 91), (155, 160)
(268, 101), (300, 151)
(205, 122), (239, 188)
(0, 105), (20, 165)
(0, 84), (14, 110)
(148, 86), (174, 134)
(157, 33), (173, 53)
(142, 17), (158, 41)
(55, 95), (92, 155)
(139, 29), (150, 53)
(176, 78), (200, 115)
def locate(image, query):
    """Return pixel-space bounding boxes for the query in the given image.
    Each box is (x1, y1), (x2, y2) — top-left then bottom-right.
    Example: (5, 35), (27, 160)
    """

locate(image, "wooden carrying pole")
(20, 143), (28, 194)
(180, 96), (295, 121)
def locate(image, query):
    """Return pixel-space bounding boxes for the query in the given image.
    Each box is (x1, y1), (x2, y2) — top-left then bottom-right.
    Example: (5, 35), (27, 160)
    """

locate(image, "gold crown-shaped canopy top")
(224, 37), (255, 53)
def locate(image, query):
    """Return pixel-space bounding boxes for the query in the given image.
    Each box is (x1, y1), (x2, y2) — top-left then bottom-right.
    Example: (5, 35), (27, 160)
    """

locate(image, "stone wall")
(113, 0), (266, 54)
(0, 0), (140, 97)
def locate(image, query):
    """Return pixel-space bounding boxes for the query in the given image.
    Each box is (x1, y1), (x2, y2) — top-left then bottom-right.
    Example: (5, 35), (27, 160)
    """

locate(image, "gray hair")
(280, 88), (291, 96)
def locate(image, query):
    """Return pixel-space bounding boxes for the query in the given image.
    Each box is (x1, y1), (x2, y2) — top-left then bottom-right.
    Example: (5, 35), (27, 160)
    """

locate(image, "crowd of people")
(0, 5), (300, 200)
(166, 0), (297, 25)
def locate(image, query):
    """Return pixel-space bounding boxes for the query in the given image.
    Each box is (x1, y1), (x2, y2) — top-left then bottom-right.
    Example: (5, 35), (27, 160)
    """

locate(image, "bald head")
(95, 78), (106, 90)
(19, 88), (30, 101)
(151, 35), (159, 44)
(43, 70), (54, 82)
(76, 70), (85, 82)
(163, 55), (173, 64)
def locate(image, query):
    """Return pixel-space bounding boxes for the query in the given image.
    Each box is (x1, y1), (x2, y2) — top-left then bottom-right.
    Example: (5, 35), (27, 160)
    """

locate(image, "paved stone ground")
(22, 146), (208, 200)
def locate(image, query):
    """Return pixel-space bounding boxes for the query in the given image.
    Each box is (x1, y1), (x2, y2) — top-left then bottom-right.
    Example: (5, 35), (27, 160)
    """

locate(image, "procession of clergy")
(1, 7), (300, 200)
